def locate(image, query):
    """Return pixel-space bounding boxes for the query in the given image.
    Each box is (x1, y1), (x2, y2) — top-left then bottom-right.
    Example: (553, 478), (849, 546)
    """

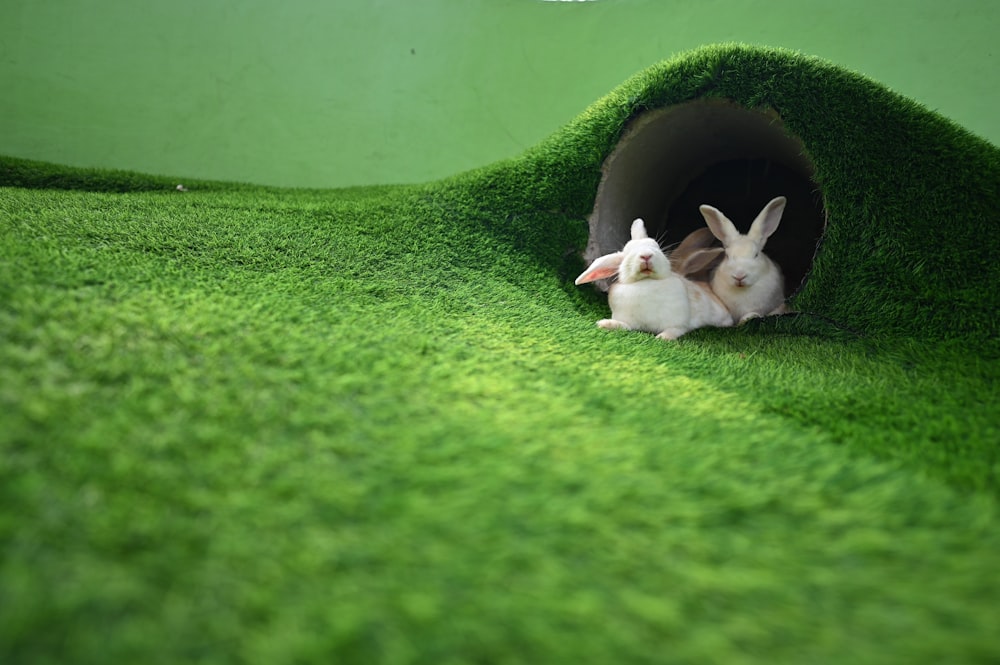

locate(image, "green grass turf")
(2, 44), (1000, 663)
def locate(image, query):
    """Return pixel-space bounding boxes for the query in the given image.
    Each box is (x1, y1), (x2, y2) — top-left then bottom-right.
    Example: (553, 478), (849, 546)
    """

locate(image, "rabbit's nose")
(733, 272), (748, 286)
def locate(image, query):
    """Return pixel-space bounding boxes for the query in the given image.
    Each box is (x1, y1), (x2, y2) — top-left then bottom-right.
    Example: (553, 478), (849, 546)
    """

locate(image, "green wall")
(2, 0), (997, 188)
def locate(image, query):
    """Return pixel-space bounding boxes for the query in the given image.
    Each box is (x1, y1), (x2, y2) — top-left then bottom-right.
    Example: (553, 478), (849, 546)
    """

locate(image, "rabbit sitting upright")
(697, 196), (789, 323)
(575, 218), (732, 340)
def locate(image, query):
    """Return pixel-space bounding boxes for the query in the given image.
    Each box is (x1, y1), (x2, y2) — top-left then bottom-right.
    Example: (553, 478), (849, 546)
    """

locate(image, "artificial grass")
(2, 44), (999, 663)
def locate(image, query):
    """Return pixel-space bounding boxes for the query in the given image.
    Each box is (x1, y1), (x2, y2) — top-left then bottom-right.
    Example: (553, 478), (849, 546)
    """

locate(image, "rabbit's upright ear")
(748, 196), (787, 242)
(575, 252), (624, 285)
(630, 218), (649, 240)
(699, 205), (739, 244)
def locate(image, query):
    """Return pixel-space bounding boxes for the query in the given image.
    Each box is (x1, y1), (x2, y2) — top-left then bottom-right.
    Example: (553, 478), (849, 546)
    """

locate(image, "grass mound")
(2, 44), (999, 664)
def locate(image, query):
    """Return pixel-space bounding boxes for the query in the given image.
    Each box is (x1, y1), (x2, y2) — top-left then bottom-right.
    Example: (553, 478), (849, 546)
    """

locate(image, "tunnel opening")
(584, 99), (827, 296)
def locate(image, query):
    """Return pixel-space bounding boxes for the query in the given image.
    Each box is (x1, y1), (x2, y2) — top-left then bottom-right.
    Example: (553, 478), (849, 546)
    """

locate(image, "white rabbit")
(698, 196), (789, 323)
(575, 219), (733, 340)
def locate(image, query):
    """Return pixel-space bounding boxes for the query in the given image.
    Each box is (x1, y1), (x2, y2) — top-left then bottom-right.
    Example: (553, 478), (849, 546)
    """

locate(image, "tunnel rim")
(584, 98), (828, 297)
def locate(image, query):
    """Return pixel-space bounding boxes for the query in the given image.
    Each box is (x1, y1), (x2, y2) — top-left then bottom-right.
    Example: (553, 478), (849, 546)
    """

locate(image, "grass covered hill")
(2, 45), (999, 664)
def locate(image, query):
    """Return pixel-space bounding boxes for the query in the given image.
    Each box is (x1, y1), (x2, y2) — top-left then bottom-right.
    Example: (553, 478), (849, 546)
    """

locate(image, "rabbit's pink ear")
(699, 204), (739, 243)
(575, 252), (624, 285)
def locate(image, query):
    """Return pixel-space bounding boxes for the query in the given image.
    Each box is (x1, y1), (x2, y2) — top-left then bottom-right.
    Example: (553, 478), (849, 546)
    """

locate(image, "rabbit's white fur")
(699, 196), (788, 324)
(575, 219), (732, 340)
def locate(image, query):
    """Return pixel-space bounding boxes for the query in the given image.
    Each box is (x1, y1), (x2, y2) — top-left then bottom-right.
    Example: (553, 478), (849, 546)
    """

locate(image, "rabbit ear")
(674, 227), (717, 255)
(748, 196), (787, 242)
(575, 252), (624, 285)
(681, 247), (725, 276)
(630, 218), (649, 240)
(699, 205), (739, 244)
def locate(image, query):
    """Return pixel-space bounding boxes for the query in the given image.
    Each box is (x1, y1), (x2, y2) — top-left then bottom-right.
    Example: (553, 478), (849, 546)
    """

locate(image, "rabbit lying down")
(697, 196), (789, 324)
(575, 218), (733, 340)
(576, 197), (790, 340)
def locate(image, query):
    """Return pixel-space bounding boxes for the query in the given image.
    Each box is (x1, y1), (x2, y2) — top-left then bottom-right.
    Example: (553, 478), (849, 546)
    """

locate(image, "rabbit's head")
(699, 196), (786, 289)
(575, 219), (671, 285)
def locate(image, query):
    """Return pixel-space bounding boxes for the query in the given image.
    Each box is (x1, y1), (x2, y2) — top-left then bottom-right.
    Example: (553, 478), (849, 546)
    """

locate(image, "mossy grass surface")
(2, 45), (999, 663)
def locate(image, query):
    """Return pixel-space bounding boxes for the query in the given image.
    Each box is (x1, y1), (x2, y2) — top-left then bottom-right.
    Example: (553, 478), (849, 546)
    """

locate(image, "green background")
(1, 0), (998, 188)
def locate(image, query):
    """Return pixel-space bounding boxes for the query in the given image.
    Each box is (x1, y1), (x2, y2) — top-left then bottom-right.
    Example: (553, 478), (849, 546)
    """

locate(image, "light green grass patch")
(2, 179), (999, 663)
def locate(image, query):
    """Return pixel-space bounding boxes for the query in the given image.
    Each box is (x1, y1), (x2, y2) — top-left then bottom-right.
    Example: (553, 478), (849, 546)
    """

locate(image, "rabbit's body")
(699, 196), (789, 323)
(576, 219), (733, 340)
(685, 280), (736, 329)
(603, 274), (691, 340)
(710, 255), (785, 323)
